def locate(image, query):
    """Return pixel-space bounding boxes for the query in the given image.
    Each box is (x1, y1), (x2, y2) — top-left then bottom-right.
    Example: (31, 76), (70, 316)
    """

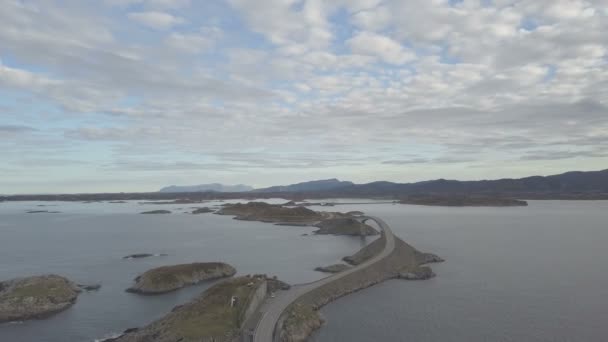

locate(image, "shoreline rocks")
(0, 275), (81, 323)
(399, 266), (435, 280)
(314, 264), (350, 274)
(126, 262), (236, 295)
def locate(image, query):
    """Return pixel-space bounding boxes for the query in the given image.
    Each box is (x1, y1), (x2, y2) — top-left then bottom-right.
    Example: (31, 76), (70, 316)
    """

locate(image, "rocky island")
(122, 253), (168, 260)
(191, 207), (213, 214)
(126, 262), (236, 294)
(399, 195), (528, 207)
(216, 202), (324, 224)
(140, 210), (172, 214)
(0, 275), (81, 323)
(313, 218), (378, 236)
(107, 276), (266, 342)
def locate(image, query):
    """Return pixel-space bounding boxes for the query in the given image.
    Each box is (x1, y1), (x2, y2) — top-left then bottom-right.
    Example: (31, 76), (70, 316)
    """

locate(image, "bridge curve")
(252, 216), (396, 342)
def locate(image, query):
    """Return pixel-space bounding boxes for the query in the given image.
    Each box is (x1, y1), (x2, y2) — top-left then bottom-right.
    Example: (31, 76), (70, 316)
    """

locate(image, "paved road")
(252, 216), (396, 342)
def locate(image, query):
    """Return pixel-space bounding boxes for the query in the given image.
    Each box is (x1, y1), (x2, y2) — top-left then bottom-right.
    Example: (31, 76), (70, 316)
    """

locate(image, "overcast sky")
(1, 0), (607, 194)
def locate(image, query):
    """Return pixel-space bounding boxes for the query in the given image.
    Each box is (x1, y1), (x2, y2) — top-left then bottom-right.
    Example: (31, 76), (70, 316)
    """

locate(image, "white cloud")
(347, 31), (415, 65)
(128, 11), (185, 30)
(2, 0), (608, 192)
(165, 27), (221, 54)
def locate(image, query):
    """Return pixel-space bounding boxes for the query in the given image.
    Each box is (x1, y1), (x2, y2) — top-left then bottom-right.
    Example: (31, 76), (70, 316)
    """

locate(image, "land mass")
(3, 169), (607, 201)
(216, 202), (325, 223)
(126, 262), (236, 295)
(399, 195), (528, 207)
(313, 218), (378, 236)
(0, 275), (81, 323)
(109, 276), (265, 342)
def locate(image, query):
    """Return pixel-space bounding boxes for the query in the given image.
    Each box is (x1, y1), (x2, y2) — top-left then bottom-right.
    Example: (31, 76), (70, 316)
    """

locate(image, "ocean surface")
(1, 200), (607, 342)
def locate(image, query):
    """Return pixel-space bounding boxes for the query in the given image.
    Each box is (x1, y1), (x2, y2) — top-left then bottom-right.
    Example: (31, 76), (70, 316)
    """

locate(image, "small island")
(140, 210), (172, 214)
(399, 195), (528, 207)
(126, 262), (236, 294)
(191, 207), (213, 214)
(0, 275), (81, 323)
(122, 253), (168, 260)
(26, 210), (61, 214)
(216, 202), (324, 223)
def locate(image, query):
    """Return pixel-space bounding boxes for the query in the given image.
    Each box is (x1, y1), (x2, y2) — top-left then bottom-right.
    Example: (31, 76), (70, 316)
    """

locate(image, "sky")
(1, 0), (607, 194)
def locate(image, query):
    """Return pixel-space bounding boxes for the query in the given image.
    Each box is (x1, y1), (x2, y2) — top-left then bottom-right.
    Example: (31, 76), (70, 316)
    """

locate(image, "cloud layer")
(1, 0), (607, 193)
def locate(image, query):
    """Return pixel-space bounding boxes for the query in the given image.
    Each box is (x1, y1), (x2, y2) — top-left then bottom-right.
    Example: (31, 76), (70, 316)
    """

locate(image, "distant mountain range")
(4, 169), (608, 201)
(160, 170), (608, 196)
(315, 169), (608, 197)
(254, 178), (354, 193)
(159, 183), (253, 193)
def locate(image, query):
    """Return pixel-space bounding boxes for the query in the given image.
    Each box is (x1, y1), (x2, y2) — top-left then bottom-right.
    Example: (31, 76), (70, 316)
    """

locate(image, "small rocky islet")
(122, 253), (168, 260)
(0, 275), (81, 323)
(126, 262), (236, 295)
(140, 210), (172, 214)
(190, 207), (214, 214)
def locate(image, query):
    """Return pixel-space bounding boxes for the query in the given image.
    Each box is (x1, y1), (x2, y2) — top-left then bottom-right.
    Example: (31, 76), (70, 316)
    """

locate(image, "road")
(252, 216), (396, 342)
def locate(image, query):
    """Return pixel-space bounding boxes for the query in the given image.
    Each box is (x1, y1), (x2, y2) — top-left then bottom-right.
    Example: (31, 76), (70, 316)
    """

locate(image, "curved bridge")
(252, 216), (396, 342)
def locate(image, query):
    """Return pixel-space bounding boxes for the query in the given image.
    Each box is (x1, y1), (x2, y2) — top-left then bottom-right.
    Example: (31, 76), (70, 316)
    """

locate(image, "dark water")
(1, 200), (607, 342)
(0, 199), (372, 342)
(311, 201), (608, 342)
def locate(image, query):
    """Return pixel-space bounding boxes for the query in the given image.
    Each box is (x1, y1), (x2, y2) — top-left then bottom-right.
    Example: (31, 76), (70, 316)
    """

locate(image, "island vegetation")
(0, 275), (81, 323)
(216, 202), (324, 223)
(108, 276), (265, 342)
(126, 262), (236, 295)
